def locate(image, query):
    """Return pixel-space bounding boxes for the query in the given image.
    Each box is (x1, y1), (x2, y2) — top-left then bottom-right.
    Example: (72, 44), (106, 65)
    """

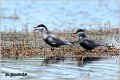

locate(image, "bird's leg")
(86, 50), (89, 52)
(86, 49), (93, 52)
(82, 49), (89, 53)
(51, 47), (54, 51)
(85, 50), (92, 55)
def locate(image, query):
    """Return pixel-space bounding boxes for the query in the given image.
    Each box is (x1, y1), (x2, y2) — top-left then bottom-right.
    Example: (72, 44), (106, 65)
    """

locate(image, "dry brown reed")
(1, 25), (120, 60)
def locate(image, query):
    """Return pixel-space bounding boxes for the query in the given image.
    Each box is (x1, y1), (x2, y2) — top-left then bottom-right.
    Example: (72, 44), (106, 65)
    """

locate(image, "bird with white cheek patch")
(33, 24), (74, 50)
(74, 29), (108, 51)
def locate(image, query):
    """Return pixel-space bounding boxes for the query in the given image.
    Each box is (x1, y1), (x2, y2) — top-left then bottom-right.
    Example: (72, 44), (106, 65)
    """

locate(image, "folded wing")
(83, 38), (103, 48)
(47, 35), (73, 46)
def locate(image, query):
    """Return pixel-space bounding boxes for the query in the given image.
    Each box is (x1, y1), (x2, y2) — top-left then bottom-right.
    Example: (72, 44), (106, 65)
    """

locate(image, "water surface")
(1, 57), (119, 80)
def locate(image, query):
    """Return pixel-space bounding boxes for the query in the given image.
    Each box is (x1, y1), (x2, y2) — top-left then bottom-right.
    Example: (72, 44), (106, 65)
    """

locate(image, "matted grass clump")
(1, 27), (120, 59)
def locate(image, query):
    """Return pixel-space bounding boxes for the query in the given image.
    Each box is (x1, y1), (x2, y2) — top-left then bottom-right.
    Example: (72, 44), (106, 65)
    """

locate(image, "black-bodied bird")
(33, 24), (74, 50)
(74, 29), (105, 51)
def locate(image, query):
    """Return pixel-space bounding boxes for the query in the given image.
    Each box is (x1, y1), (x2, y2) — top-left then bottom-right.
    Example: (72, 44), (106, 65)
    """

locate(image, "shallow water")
(1, 57), (119, 80)
(1, 0), (120, 31)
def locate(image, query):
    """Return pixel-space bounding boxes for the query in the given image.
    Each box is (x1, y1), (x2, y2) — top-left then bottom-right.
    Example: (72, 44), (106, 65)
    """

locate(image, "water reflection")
(41, 55), (65, 66)
(1, 56), (119, 80)
(41, 55), (104, 67)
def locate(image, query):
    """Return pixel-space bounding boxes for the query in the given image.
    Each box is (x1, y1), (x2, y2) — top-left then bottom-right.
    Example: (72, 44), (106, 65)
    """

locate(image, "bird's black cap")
(34, 24), (48, 30)
(74, 29), (85, 34)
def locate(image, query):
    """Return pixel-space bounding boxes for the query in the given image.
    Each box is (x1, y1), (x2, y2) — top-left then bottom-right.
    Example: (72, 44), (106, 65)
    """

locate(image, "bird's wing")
(47, 35), (73, 45)
(47, 35), (65, 45)
(83, 38), (102, 47)
(84, 38), (95, 43)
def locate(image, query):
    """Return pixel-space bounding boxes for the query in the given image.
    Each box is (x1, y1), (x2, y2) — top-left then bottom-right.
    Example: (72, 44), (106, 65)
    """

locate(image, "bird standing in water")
(74, 29), (104, 51)
(33, 24), (74, 50)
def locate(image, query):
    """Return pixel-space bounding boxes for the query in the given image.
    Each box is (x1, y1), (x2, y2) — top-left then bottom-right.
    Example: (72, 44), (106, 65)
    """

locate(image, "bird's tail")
(104, 45), (114, 48)
(66, 41), (75, 45)
(67, 40), (80, 45)
(100, 43), (114, 47)
(69, 41), (75, 45)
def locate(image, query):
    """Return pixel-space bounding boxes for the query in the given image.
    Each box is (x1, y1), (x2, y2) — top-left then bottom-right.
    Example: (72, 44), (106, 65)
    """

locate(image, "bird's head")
(74, 29), (85, 34)
(74, 29), (86, 38)
(33, 24), (48, 32)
